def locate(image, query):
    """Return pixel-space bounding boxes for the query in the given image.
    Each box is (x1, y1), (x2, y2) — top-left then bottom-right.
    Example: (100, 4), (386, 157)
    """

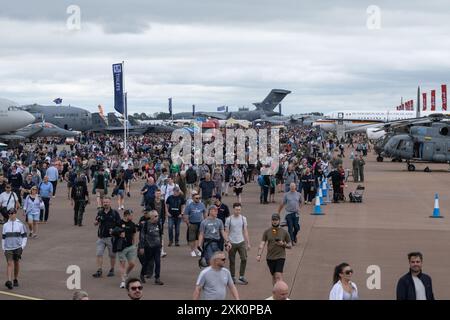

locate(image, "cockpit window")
(397, 140), (412, 150)
(7, 106), (22, 111)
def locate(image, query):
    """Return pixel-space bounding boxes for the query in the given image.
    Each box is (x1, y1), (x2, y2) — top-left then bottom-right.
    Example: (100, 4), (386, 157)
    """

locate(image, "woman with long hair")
(23, 186), (41, 238)
(329, 263), (358, 300)
(115, 170), (126, 210)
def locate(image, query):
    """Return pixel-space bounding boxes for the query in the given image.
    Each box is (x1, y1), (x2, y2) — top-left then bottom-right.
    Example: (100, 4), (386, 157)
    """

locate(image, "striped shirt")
(2, 219), (27, 251)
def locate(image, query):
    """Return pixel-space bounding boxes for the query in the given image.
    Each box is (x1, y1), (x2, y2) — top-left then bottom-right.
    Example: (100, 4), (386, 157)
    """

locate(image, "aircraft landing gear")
(376, 156), (384, 162)
(424, 166), (431, 173)
(407, 164), (416, 172)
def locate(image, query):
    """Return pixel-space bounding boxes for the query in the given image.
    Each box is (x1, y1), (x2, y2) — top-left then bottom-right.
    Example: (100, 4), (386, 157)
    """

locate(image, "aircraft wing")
(0, 134), (27, 141)
(345, 117), (432, 133)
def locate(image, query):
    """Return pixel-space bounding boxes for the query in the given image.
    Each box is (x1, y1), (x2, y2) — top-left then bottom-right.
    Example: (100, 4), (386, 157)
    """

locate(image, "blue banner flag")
(217, 105), (225, 111)
(168, 97), (172, 115)
(53, 98), (63, 105)
(113, 63), (124, 114)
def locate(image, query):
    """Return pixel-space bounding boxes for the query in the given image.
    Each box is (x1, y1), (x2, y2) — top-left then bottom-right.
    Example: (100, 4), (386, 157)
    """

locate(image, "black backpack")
(74, 185), (84, 200)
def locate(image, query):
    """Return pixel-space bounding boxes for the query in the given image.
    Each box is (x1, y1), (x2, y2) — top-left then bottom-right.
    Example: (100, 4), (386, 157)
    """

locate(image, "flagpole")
(122, 61), (127, 157)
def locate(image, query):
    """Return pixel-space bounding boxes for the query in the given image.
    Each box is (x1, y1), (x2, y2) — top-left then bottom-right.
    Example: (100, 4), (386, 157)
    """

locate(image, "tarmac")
(0, 149), (449, 300)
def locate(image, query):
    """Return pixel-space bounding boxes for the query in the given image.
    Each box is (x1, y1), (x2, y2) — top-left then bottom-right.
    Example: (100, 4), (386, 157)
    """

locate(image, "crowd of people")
(0, 126), (432, 300)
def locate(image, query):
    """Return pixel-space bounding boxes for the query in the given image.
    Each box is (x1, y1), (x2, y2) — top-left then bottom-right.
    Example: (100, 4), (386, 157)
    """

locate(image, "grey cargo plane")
(21, 104), (92, 131)
(172, 89), (291, 121)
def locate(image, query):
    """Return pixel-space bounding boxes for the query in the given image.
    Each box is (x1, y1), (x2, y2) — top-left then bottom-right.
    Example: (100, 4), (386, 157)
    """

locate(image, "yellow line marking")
(0, 290), (43, 300)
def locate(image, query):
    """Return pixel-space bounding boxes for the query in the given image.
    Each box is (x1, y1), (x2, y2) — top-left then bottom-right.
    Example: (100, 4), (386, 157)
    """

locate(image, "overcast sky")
(0, 0), (449, 115)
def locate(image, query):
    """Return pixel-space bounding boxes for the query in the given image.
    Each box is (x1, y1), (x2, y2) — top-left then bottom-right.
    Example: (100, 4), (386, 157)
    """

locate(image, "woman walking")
(329, 263), (358, 300)
(23, 186), (41, 238)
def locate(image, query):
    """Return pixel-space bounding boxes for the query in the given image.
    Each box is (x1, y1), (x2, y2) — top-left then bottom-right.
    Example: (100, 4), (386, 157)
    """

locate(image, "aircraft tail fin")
(92, 113), (108, 129)
(253, 89), (291, 112)
(107, 112), (123, 127)
(127, 115), (139, 126)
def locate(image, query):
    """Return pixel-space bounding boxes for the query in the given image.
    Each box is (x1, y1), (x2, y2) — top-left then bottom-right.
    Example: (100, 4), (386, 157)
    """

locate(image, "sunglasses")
(130, 286), (143, 291)
(343, 270), (353, 275)
(217, 258), (226, 261)
(194, 197), (200, 200)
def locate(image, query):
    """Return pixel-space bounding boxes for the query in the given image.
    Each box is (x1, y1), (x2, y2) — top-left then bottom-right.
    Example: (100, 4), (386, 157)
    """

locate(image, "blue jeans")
(285, 212), (300, 243)
(168, 216), (181, 243)
(203, 240), (220, 264)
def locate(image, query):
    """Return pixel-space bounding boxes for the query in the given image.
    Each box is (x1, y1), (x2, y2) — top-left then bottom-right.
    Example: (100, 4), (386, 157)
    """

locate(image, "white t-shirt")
(225, 215), (247, 244)
(0, 192), (18, 211)
(412, 275), (427, 300)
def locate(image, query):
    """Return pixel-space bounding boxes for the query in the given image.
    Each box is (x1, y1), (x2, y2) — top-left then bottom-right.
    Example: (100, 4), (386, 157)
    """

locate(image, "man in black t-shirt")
(116, 209), (137, 289)
(124, 164), (135, 197)
(165, 187), (186, 246)
(199, 173), (215, 207)
(93, 197), (121, 278)
(8, 167), (23, 206)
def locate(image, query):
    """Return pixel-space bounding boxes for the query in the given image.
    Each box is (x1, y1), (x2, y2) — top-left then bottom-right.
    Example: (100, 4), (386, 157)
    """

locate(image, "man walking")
(199, 173), (215, 207)
(184, 191), (206, 257)
(71, 176), (90, 226)
(38, 176), (53, 222)
(116, 209), (137, 289)
(198, 206), (229, 264)
(225, 203), (250, 285)
(2, 209), (27, 289)
(193, 251), (240, 300)
(283, 164), (298, 193)
(356, 155), (365, 183)
(396, 252), (434, 300)
(92, 166), (109, 209)
(138, 210), (164, 285)
(8, 166), (23, 207)
(256, 214), (291, 285)
(93, 197), (121, 278)
(166, 187), (186, 247)
(278, 182), (301, 245)
(46, 162), (59, 198)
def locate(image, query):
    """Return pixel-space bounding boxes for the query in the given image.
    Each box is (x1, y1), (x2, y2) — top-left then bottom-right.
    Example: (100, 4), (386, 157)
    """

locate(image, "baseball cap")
(212, 193), (221, 201)
(271, 213), (281, 220)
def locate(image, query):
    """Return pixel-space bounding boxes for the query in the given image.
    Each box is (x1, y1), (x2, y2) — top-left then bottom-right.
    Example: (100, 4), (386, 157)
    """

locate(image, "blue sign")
(112, 63), (124, 114)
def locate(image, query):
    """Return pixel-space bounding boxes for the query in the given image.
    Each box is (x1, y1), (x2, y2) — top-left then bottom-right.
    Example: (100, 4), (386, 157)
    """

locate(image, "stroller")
(349, 185), (365, 203)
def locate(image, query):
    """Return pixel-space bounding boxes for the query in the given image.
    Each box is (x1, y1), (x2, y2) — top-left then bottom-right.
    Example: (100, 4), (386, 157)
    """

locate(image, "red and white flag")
(442, 84), (447, 111)
(431, 90), (436, 111)
(422, 93), (427, 111)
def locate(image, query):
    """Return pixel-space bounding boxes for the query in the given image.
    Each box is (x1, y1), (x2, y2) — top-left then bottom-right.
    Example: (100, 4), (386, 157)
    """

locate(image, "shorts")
(96, 237), (116, 258)
(27, 212), (40, 222)
(96, 189), (106, 199)
(5, 248), (23, 262)
(266, 258), (286, 275)
(118, 244), (137, 262)
(203, 198), (212, 207)
(117, 189), (125, 197)
(187, 222), (201, 242)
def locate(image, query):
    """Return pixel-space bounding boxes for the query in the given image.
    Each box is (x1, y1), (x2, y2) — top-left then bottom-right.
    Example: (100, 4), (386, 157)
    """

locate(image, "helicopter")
(382, 120), (450, 172)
